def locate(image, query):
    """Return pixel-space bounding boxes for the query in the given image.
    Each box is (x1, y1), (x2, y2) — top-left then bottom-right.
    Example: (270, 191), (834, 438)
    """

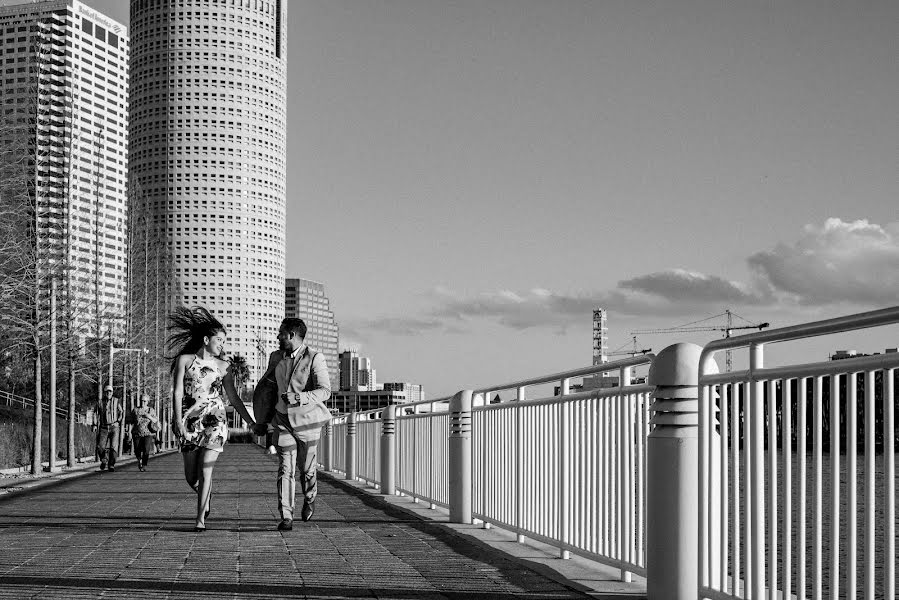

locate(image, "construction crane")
(606, 336), (652, 358)
(631, 309), (769, 372)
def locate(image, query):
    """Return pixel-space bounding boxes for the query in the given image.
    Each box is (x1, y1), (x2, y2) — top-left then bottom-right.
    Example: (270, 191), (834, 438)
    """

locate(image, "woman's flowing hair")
(166, 306), (226, 373)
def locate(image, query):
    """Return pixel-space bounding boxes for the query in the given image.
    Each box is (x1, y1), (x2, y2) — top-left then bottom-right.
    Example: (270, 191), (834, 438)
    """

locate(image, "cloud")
(748, 218), (899, 305)
(342, 316), (447, 339)
(427, 285), (716, 330)
(342, 218), (899, 337)
(619, 268), (769, 304)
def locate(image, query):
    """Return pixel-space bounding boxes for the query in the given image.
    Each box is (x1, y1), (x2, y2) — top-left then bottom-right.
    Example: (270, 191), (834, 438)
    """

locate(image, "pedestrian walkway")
(0, 444), (615, 599)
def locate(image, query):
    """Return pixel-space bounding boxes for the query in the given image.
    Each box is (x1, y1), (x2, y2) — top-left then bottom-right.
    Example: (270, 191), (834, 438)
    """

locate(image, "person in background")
(95, 384), (123, 472)
(126, 393), (160, 472)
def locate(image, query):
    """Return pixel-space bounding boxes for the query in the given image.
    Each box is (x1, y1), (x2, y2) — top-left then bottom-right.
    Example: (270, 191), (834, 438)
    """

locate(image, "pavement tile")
(0, 444), (595, 599)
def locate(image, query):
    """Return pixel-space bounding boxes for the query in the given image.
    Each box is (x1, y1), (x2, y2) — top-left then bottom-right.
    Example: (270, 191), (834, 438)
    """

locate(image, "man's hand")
(280, 392), (308, 406)
(171, 418), (183, 438)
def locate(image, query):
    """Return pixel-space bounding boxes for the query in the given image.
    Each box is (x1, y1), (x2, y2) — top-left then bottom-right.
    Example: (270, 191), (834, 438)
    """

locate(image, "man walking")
(254, 318), (331, 531)
(95, 384), (123, 472)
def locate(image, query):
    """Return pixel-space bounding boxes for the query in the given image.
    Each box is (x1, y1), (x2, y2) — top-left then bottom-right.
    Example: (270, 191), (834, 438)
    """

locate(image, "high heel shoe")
(194, 525), (206, 533)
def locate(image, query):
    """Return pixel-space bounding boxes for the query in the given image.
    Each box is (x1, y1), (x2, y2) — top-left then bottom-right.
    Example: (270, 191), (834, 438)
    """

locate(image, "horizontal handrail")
(703, 351), (899, 385)
(702, 305), (899, 356)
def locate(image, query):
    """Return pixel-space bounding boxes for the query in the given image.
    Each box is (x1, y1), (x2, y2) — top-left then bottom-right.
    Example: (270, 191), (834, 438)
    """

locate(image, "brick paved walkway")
(0, 444), (595, 599)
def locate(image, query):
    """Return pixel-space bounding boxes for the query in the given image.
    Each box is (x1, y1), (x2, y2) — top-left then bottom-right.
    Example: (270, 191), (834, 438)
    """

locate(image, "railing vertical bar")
(584, 400), (593, 548)
(847, 371), (858, 600)
(782, 378), (792, 600)
(813, 375), (824, 600)
(612, 386), (623, 560)
(600, 394), (606, 557)
(559, 384), (570, 558)
(744, 379), (753, 599)
(605, 393), (612, 559)
(515, 386), (524, 542)
(545, 403), (551, 537)
(700, 383), (710, 589)
(749, 342), (764, 600)
(627, 390), (636, 575)
(591, 395), (599, 555)
(767, 379), (778, 600)
(732, 381), (741, 597)
(429, 402), (435, 507)
(829, 373), (841, 600)
(884, 368), (895, 600)
(798, 377), (807, 600)
(576, 398), (582, 549)
(863, 369), (874, 600)
(720, 383), (730, 592)
(599, 393), (606, 557)
(580, 398), (588, 552)
(637, 390), (645, 567)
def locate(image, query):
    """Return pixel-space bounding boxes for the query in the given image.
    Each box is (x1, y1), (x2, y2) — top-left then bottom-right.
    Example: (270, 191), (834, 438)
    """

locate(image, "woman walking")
(168, 307), (255, 531)
(125, 393), (160, 471)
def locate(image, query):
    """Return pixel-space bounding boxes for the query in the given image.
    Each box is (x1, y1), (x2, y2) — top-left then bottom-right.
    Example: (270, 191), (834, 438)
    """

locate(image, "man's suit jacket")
(253, 346), (331, 440)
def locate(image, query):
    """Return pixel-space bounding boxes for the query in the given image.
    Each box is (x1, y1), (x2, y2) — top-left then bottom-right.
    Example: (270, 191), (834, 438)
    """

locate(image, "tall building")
(129, 0), (288, 380)
(285, 278), (339, 387)
(0, 0), (129, 333)
(339, 349), (377, 392)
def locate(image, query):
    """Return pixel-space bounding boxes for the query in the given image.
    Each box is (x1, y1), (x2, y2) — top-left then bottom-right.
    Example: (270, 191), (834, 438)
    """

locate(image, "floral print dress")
(179, 355), (228, 453)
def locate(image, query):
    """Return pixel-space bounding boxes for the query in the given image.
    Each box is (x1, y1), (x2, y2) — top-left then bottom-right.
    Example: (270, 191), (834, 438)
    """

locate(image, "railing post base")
(448, 390), (473, 524)
(646, 343), (714, 600)
(345, 412), (357, 481)
(322, 421), (333, 472)
(380, 405), (396, 495)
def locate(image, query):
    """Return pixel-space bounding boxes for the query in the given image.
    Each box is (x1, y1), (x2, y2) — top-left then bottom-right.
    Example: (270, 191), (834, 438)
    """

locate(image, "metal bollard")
(381, 404), (396, 495)
(322, 420), (333, 472)
(646, 343), (718, 600)
(346, 412), (357, 481)
(449, 390), (473, 524)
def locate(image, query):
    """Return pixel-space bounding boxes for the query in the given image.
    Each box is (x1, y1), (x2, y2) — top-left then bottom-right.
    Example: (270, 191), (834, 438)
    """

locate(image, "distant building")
(382, 382), (424, 404)
(0, 0), (129, 335)
(285, 278), (339, 387)
(831, 348), (898, 360)
(339, 349), (377, 391)
(332, 388), (412, 413)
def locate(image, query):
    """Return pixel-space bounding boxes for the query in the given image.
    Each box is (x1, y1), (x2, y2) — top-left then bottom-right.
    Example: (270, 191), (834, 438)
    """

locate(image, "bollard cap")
(648, 343), (719, 387)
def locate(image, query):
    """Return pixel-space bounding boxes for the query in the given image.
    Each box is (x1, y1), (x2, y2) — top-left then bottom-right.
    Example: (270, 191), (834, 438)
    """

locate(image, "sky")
(82, 1), (899, 397)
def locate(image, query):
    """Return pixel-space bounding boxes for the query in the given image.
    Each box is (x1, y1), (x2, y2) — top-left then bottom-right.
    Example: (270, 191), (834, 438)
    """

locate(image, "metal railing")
(320, 305), (898, 600)
(396, 402), (451, 508)
(698, 306), (899, 600)
(470, 355), (653, 577)
(323, 355), (654, 579)
(0, 389), (87, 424)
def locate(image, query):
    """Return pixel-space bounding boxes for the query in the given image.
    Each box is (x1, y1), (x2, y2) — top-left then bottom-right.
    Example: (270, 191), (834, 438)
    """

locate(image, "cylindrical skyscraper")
(129, 0), (287, 380)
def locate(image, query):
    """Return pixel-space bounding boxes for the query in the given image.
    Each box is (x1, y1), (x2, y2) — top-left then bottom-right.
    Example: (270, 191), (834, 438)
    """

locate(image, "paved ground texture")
(0, 444), (601, 599)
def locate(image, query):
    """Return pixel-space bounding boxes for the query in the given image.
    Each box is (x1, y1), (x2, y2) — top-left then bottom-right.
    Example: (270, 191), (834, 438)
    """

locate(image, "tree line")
(0, 21), (178, 473)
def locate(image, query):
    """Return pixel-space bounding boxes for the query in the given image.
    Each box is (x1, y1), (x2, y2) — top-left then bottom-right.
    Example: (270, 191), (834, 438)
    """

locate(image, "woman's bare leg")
(182, 450), (201, 491)
(195, 449), (220, 528)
